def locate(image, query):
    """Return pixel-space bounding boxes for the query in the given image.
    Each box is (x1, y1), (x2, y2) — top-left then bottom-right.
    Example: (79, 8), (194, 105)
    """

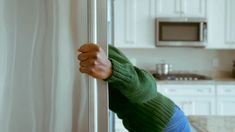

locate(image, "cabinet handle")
(175, 0), (181, 14)
(182, 101), (192, 105)
(169, 89), (176, 92)
(197, 89), (204, 92)
(180, 0), (186, 15)
(228, 42), (235, 45)
(226, 41), (233, 45)
(187, 101), (192, 105)
(224, 89), (232, 93)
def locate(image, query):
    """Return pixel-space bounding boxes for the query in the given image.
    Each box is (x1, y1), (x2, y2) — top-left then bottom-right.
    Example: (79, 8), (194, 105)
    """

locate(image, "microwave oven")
(155, 17), (207, 48)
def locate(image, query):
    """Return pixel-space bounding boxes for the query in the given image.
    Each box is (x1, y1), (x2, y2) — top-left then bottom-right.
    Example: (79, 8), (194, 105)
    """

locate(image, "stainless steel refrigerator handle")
(88, 0), (109, 131)
(87, 0), (98, 132)
(96, 0), (109, 131)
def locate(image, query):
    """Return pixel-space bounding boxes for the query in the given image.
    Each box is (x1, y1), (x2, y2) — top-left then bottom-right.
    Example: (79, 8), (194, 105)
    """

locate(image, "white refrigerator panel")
(0, 0), (108, 132)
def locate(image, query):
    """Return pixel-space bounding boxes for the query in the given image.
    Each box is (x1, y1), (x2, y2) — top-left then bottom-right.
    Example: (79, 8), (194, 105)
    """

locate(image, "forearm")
(106, 57), (157, 104)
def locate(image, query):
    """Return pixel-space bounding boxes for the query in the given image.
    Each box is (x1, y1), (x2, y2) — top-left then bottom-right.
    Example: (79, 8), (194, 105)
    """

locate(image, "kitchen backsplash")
(119, 48), (235, 78)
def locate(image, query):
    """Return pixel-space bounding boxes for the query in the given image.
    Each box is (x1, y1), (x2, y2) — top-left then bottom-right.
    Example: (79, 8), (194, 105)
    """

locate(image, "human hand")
(77, 43), (112, 80)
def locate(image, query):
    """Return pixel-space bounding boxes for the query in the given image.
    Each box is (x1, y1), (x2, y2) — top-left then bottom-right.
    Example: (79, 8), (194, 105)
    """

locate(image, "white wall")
(119, 47), (235, 77)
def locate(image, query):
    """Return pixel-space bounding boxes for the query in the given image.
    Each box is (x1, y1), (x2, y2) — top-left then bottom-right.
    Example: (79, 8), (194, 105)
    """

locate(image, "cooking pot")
(156, 63), (172, 75)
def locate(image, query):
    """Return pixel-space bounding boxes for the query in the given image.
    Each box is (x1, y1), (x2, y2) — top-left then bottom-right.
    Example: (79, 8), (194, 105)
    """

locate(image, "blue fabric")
(164, 105), (191, 132)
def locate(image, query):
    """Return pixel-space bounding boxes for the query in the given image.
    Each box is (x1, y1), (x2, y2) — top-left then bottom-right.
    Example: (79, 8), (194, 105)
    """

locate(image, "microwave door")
(156, 20), (206, 48)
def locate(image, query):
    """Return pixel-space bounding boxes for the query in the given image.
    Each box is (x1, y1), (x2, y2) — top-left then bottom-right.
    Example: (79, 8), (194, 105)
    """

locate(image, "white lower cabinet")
(170, 97), (216, 115)
(114, 83), (235, 131)
(217, 98), (235, 115)
(158, 84), (235, 116)
(157, 84), (216, 115)
(217, 85), (235, 115)
(114, 114), (128, 132)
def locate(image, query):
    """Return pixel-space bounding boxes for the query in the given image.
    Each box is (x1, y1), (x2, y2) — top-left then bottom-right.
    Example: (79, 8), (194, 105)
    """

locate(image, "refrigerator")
(0, 0), (110, 131)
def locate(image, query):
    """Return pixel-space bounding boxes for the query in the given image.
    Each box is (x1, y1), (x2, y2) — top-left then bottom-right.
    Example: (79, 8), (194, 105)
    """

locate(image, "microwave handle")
(199, 22), (204, 42)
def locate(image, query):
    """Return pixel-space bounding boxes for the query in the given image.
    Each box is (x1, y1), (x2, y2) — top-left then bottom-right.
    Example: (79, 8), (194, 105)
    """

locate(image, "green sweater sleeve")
(106, 45), (157, 104)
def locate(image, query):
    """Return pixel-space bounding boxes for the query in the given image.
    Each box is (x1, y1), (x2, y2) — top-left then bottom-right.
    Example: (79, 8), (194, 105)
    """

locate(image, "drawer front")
(217, 85), (235, 96)
(157, 84), (215, 96)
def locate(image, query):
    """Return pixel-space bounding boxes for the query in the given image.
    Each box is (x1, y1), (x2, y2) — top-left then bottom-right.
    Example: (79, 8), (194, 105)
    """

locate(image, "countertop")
(156, 77), (235, 85)
(150, 71), (235, 85)
(188, 116), (235, 132)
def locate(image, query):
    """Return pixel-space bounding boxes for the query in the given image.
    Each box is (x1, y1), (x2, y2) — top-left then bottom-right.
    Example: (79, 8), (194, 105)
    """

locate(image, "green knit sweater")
(106, 45), (175, 132)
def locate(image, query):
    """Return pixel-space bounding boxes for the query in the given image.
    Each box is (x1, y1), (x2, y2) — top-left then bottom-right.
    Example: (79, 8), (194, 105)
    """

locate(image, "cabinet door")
(182, 0), (207, 17)
(157, 84), (215, 96)
(217, 98), (235, 115)
(169, 97), (216, 115)
(207, 0), (235, 49)
(207, 0), (227, 49)
(225, 0), (235, 48)
(114, 114), (128, 132)
(114, 0), (155, 48)
(217, 85), (235, 115)
(156, 0), (181, 17)
(114, 0), (135, 47)
(157, 84), (216, 115)
(135, 0), (156, 48)
(156, 0), (207, 17)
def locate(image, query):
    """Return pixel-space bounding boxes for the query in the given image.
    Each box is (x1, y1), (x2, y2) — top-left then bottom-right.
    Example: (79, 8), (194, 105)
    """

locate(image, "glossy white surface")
(157, 83), (235, 116)
(0, 0), (75, 131)
(0, 0), (109, 132)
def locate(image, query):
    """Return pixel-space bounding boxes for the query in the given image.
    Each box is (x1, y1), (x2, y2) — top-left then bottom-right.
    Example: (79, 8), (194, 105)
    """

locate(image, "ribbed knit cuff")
(105, 58), (131, 84)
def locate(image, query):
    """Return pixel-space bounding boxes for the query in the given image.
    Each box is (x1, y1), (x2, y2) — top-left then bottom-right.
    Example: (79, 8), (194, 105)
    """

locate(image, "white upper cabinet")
(113, 0), (156, 48)
(156, 0), (181, 17)
(156, 0), (207, 18)
(207, 0), (235, 49)
(207, 0), (225, 49)
(113, 0), (208, 48)
(225, 0), (235, 48)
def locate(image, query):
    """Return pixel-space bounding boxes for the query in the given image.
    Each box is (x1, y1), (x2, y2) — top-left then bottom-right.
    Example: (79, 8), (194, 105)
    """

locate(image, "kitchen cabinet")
(224, 0), (235, 48)
(207, 0), (225, 49)
(207, 0), (235, 49)
(157, 84), (216, 115)
(169, 97), (216, 115)
(114, 114), (128, 132)
(217, 85), (235, 115)
(114, 83), (235, 131)
(113, 0), (155, 48)
(113, 0), (208, 48)
(156, 0), (207, 18)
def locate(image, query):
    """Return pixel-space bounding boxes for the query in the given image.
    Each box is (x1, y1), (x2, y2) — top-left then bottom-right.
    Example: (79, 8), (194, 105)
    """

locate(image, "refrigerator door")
(0, 0), (108, 131)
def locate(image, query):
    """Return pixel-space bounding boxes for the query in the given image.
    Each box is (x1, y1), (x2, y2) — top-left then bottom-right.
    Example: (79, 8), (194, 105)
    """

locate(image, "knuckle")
(93, 52), (99, 59)
(93, 60), (98, 65)
(79, 62), (83, 66)
(90, 68), (96, 75)
(79, 67), (85, 73)
(96, 45), (101, 52)
(77, 54), (81, 60)
(90, 59), (97, 66)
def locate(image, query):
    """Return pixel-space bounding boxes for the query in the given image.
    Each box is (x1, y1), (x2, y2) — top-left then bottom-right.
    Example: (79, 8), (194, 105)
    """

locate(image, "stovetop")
(153, 73), (212, 81)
